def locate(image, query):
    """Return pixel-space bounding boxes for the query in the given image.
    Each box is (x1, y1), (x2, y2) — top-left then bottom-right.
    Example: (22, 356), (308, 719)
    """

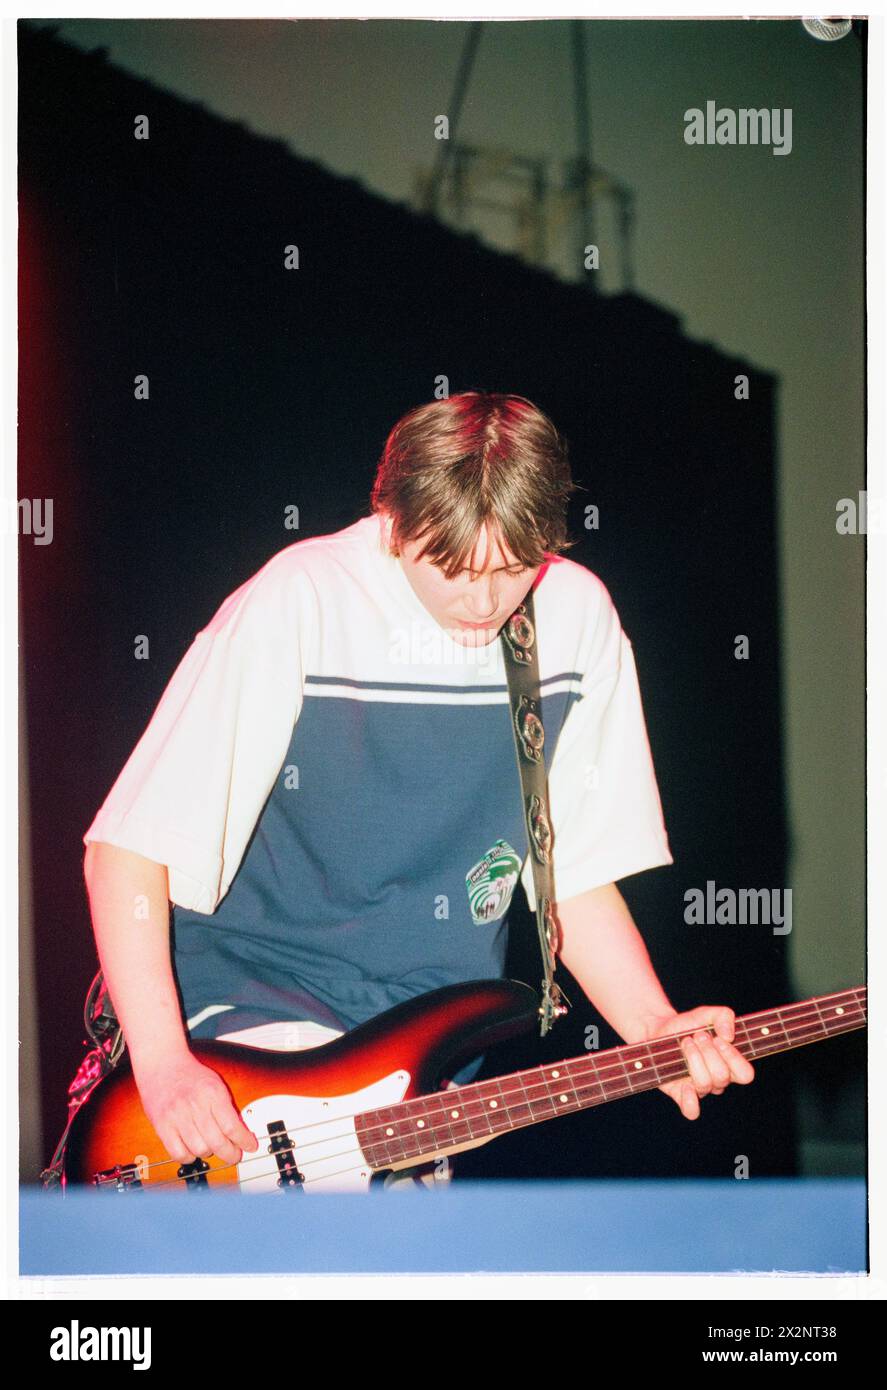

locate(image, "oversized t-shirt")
(83, 512), (673, 1048)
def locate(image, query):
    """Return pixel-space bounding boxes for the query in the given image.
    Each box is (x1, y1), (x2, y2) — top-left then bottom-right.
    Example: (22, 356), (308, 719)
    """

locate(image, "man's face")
(393, 519), (541, 647)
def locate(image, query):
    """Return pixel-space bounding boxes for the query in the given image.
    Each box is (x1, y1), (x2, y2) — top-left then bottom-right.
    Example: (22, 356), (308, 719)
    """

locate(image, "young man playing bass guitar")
(81, 391), (755, 1183)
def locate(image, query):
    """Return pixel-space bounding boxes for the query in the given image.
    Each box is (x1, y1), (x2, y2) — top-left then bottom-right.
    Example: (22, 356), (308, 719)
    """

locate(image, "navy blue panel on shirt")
(172, 672), (577, 1046)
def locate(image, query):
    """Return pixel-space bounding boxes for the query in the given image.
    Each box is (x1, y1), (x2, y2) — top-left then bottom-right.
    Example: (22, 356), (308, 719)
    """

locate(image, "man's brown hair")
(370, 391), (577, 579)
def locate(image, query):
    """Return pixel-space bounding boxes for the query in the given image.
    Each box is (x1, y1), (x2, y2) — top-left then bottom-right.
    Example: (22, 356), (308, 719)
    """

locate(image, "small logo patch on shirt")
(466, 840), (521, 924)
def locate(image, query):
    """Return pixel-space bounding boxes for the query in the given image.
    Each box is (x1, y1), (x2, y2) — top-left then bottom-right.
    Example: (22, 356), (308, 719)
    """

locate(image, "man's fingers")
(680, 1036), (714, 1095)
(712, 1008), (735, 1043)
(712, 1033), (756, 1083)
(177, 1119), (212, 1162)
(233, 1116), (259, 1153)
(692, 1031), (732, 1088)
(659, 1078), (699, 1119)
(193, 1110), (243, 1168)
(212, 1098), (259, 1158)
(679, 1082), (700, 1120)
(164, 1128), (196, 1165)
(165, 1109), (254, 1168)
(659, 1010), (756, 1120)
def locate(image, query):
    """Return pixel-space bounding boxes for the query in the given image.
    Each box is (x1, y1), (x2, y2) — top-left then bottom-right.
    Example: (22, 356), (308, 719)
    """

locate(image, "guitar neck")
(355, 986), (867, 1172)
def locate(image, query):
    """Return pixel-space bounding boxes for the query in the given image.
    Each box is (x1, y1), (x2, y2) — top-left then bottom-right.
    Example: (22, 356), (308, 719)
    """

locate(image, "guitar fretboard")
(354, 986), (866, 1171)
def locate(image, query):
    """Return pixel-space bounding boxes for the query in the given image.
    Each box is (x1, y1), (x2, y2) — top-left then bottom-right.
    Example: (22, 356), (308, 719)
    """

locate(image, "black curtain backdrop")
(20, 23), (858, 1183)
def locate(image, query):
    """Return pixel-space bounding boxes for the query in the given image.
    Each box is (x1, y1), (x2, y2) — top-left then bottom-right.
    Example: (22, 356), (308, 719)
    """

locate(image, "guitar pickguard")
(238, 1069), (411, 1193)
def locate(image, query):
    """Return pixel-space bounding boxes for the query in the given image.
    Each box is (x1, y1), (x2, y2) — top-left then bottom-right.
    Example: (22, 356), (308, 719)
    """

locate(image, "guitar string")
(221, 1054), (745, 1187)
(133, 1000), (867, 1184)
(174, 989), (869, 1169)
(225, 1006), (875, 1193)
(145, 1024), (868, 1191)
(150, 1019), (861, 1194)
(134, 999), (867, 1187)
(143, 1056), (705, 1189)
(222, 1003), (872, 1169)
(131, 998), (866, 1190)
(140, 1059), (712, 1193)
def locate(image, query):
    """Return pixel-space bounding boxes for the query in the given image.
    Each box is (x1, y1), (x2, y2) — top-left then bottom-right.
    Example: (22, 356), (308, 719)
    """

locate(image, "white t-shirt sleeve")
(521, 597), (673, 910)
(83, 558), (312, 914)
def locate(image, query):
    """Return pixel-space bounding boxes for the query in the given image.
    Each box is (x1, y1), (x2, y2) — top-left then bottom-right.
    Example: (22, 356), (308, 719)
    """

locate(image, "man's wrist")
(128, 1030), (193, 1077)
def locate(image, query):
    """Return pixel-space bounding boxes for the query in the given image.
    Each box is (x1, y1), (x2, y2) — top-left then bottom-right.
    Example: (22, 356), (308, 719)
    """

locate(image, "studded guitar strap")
(500, 589), (570, 1036)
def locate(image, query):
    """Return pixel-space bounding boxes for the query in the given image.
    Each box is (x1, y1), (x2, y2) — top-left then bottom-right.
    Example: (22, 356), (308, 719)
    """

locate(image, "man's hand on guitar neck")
(554, 882), (756, 1120)
(643, 1006), (756, 1120)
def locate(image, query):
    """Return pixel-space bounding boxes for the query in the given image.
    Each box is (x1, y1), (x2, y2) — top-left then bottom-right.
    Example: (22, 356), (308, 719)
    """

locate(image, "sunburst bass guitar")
(57, 979), (866, 1194)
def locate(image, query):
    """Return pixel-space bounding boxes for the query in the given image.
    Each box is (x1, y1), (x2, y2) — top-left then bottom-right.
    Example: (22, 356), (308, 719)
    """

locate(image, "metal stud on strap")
(527, 793), (553, 864)
(503, 605), (535, 663)
(514, 696), (544, 763)
(500, 588), (570, 1035)
(542, 896), (559, 969)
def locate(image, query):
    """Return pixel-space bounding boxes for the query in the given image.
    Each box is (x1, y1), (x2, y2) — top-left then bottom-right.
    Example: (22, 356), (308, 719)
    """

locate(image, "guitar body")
(63, 979), (540, 1194)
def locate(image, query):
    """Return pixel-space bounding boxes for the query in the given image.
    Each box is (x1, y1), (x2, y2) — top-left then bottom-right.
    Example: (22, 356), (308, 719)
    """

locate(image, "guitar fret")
(616, 1049), (632, 1096)
(548, 1064), (577, 1116)
(616, 1041), (659, 1093)
(740, 1014), (863, 1061)
(569, 1073), (621, 1106)
(810, 994), (834, 1046)
(440, 1090), (479, 1152)
(415, 1091), (456, 1153)
(534, 1069), (560, 1121)
(489, 1073), (511, 1128)
(810, 995), (827, 1036)
(645, 1041), (663, 1086)
(740, 1011), (843, 1059)
(506, 1068), (535, 1127)
(567, 1055), (607, 1106)
(464, 1080), (500, 1135)
(772, 1007), (792, 1048)
(403, 1093), (466, 1161)
(737, 1010), (783, 1058)
(559, 1060), (583, 1112)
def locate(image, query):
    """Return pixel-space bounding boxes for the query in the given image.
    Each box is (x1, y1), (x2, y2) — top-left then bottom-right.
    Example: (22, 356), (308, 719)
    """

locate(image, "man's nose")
(464, 576), (498, 618)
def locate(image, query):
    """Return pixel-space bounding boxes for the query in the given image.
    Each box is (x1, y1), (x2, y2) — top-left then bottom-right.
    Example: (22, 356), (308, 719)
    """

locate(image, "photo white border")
(3, 2), (882, 1302)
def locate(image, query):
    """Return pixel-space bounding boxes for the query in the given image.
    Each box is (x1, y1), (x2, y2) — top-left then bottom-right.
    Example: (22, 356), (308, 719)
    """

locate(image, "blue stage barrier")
(19, 1178), (866, 1276)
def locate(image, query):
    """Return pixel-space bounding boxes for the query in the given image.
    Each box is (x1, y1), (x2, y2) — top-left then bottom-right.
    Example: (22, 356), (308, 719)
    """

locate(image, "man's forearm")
(555, 880), (677, 1042)
(83, 841), (191, 1073)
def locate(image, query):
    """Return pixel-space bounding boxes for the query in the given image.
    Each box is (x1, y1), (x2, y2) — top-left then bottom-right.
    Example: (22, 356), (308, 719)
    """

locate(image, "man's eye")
(458, 567), (525, 578)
